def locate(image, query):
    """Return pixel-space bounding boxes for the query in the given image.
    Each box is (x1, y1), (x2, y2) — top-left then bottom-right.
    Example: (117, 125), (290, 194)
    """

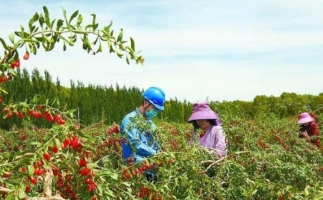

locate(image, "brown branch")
(0, 47), (15, 65)
(200, 156), (226, 172)
(0, 169), (66, 200)
(25, 196), (66, 200)
(43, 168), (53, 197)
(205, 157), (226, 171)
(0, 186), (12, 194)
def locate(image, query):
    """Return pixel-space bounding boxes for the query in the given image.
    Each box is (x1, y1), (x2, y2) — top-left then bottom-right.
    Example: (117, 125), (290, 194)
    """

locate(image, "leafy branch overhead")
(0, 6), (144, 75)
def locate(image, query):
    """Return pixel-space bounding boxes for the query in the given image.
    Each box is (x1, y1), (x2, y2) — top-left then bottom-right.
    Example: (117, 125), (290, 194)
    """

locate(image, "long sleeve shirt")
(192, 125), (227, 157)
(120, 108), (159, 163)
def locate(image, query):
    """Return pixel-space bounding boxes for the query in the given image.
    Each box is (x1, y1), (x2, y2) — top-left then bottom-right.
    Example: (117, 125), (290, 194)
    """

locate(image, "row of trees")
(1, 67), (322, 129)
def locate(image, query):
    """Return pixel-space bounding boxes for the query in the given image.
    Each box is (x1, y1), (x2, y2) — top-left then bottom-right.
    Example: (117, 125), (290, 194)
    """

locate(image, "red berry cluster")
(106, 125), (119, 135)
(21, 159), (48, 188)
(3, 105), (66, 125)
(62, 136), (83, 150)
(43, 110), (65, 125)
(138, 187), (162, 200)
(10, 59), (20, 69)
(138, 186), (151, 198)
(122, 161), (159, 180)
(52, 149), (97, 199)
(0, 58), (20, 84)
(93, 137), (121, 161)
(78, 155), (97, 193)
(56, 172), (78, 199)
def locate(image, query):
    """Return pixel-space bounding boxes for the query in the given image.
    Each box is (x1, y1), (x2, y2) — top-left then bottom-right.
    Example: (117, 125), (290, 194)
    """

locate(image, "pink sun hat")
(298, 112), (314, 124)
(188, 101), (222, 125)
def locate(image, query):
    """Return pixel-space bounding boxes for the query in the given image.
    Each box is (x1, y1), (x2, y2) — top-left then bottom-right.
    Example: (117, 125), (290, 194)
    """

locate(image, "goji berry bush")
(0, 107), (323, 199)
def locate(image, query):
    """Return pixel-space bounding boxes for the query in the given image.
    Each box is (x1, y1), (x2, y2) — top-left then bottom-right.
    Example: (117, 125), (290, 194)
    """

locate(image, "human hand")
(152, 142), (160, 151)
(301, 132), (311, 141)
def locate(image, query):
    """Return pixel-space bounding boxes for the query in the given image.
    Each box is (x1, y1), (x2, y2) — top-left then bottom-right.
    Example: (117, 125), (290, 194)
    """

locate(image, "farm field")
(0, 109), (323, 200)
(0, 5), (322, 200)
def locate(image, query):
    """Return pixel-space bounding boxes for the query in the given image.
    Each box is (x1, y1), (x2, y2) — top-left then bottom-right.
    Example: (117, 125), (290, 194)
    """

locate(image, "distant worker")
(188, 101), (227, 157)
(120, 86), (166, 182)
(298, 112), (320, 147)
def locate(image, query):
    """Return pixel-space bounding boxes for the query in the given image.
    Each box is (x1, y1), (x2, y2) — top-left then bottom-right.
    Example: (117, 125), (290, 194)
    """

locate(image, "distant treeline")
(1, 68), (322, 129)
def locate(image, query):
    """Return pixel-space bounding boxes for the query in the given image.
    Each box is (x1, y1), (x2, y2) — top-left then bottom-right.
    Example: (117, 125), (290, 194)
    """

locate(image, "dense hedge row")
(1, 67), (322, 129)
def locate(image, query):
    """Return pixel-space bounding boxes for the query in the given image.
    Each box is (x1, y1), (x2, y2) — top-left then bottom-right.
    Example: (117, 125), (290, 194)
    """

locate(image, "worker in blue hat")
(120, 87), (166, 182)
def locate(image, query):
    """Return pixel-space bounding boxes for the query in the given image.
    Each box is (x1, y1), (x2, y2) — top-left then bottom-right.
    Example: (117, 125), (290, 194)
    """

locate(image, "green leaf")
(110, 173), (118, 180)
(28, 12), (39, 32)
(27, 165), (34, 175)
(9, 33), (15, 44)
(18, 102), (29, 108)
(18, 189), (25, 199)
(0, 87), (8, 94)
(129, 51), (135, 59)
(106, 20), (113, 29)
(42, 41), (48, 51)
(93, 37), (99, 45)
(54, 138), (61, 147)
(43, 6), (51, 27)
(101, 29), (110, 39)
(117, 52), (123, 58)
(56, 19), (64, 30)
(251, 189), (258, 195)
(117, 28), (123, 42)
(127, 187), (132, 193)
(91, 14), (97, 31)
(14, 31), (21, 38)
(52, 33), (59, 43)
(93, 23), (99, 31)
(31, 45), (37, 54)
(39, 15), (44, 28)
(41, 32), (51, 43)
(82, 35), (89, 50)
(56, 98), (61, 106)
(97, 185), (104, 196)
(61, 7), (69, 28)
(121, 182), (131, 187)
(6, 193), (14, 199)
(30, 142), (41, 146)
(68, 34), (76, 43)
(130, 37), (135, 52)
(50, 19), (56, 29)
(69, 10), (79, 24)
(59, 36), (69, 44)
(77, 14), (83, 27)
(20, 25), (26, 37)
(96, 44), (102, 53)
(109, 46), (115, 53)
(0, 38), (9, 50)
(64, 109), (76, 117)
(47, 41), (55, 51)
(304, 186), (310, 196)
(7, 68), (16, 76)
(126, 57), (130, 65)
(34, 27), (39, 33)
(85, 24), (93, 30)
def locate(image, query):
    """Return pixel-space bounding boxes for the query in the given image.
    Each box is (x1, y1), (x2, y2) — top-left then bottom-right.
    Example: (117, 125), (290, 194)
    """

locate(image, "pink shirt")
(192, 125), (227, 157)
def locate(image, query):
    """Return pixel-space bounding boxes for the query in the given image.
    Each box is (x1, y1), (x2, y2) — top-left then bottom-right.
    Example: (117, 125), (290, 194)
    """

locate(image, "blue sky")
(0, 0), (322, 103)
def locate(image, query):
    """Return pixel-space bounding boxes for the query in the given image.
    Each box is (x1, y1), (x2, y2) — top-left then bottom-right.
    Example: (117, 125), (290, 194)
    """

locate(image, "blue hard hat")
(142, 87), (165, 110)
